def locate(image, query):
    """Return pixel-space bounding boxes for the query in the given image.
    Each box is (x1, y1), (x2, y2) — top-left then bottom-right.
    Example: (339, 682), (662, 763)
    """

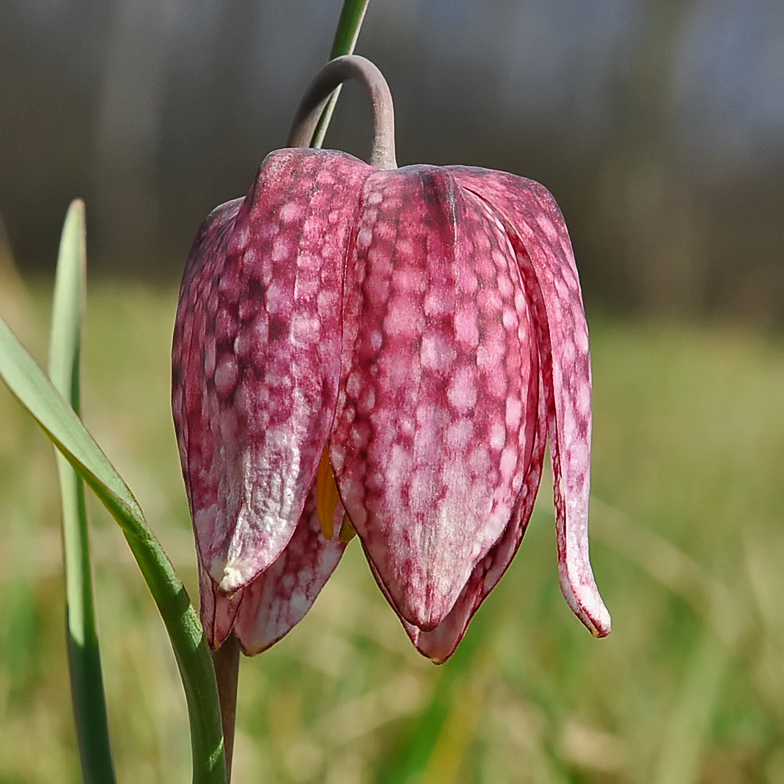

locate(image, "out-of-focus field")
(2, 280), (784, 784)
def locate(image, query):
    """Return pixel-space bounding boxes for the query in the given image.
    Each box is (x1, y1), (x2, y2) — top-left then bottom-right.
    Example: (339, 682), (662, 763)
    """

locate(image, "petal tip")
(559, 569), (612, 638)
(587, 603), (612, 638)
(211, 558), (253, 595)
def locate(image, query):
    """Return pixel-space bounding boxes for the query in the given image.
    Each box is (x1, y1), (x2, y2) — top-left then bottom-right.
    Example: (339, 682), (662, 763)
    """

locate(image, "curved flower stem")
(288, 54), (397, 170)
(309, 0), (370, 149)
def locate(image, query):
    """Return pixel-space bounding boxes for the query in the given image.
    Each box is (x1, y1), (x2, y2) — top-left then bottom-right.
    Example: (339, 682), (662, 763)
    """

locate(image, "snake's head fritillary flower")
(172, 56), (610, 663)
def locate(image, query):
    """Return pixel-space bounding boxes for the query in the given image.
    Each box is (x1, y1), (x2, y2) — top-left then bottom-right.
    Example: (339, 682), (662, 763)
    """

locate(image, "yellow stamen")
(316, 448), (341, 540)
(338, 516), (357, 543)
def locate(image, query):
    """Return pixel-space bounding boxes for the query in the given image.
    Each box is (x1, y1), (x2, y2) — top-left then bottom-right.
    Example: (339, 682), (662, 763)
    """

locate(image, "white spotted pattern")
(173, 147), (609, 660)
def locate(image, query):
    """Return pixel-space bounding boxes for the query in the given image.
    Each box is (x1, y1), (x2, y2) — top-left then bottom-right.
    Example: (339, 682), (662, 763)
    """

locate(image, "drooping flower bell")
(172, 55), (610, 663)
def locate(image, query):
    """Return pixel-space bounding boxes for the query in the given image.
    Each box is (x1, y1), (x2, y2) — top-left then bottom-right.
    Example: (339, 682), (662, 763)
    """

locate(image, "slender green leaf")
(50, 200), (86, 413)
(328, 0), (369, 58)
(49, 200), (116, 784)
(0, 314), (227, 784)
(310, 0), (370, 149)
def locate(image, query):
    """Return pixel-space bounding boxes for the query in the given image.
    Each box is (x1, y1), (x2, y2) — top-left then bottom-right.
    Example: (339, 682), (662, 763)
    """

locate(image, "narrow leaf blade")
(310, 0), (370, 148)
(0, 313), (227, 783)
(0, 309), (142, 526)
(49, 200), (117, 784)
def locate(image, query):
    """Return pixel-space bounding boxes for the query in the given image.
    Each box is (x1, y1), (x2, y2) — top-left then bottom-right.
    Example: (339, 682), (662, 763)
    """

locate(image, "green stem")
(0, 314), (227, 784)
(121, 526), (227, 784)
(49, 200), (117, 784)
(309, 0), (370, 149)
(212, 634), (241, 781)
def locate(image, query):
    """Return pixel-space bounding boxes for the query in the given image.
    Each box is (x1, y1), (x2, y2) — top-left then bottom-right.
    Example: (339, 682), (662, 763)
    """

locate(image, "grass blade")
(48, 200), (116, 784)
(0, 313), (227, 784)
(309, 0), (370, 149)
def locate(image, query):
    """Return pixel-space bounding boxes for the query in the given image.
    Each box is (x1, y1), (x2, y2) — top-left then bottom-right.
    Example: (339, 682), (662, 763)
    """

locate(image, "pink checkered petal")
(331, 166), (536, 630)
(230, 484), (347, 654)
(450, 167), (611, 637)
(173, 148), (372, 595)
(405, 353), (547, 662)
(197, 558), (244, 649)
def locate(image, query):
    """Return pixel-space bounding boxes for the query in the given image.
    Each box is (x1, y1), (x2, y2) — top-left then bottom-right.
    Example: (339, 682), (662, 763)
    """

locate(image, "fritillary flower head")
(172, 56), (610, 662)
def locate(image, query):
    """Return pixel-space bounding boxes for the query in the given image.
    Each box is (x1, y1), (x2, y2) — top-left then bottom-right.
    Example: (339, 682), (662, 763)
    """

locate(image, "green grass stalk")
(0, 308), (227, 783)
(309, 0), (370, 149)
(48, 200), (116, 783)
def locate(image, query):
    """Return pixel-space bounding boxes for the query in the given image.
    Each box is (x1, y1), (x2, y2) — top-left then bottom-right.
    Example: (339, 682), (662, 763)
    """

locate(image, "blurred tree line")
(1, 0), (783, 319)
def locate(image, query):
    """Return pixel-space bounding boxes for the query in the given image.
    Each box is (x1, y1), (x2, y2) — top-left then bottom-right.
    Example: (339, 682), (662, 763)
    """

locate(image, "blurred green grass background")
(2, 278), (784, 784)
